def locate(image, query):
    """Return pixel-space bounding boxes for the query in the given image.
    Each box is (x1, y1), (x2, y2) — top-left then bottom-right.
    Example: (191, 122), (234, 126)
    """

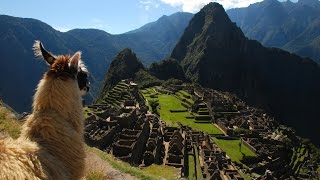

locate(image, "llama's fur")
(0, 41), (88, 180)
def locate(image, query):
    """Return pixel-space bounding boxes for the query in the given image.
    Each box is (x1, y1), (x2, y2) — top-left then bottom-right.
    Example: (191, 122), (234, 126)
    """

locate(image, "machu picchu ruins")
(84, 80), (320, 179)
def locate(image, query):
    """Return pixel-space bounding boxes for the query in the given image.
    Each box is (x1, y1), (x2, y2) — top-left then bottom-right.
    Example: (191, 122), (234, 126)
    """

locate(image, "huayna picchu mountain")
(99, 48), (144, 97)
(171, 2), (320, 145)
(98, 48), (163, 100)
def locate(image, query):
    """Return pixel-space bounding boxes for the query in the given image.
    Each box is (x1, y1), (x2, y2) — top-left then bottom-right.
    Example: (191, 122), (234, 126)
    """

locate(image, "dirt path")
(213, 123), (228, 136)
(83, 151), (136, 180)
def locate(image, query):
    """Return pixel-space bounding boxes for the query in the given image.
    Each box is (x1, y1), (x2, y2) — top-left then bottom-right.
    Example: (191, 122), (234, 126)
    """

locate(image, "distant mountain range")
(0, 12), (192, 112)
(227, 0), (320, 62)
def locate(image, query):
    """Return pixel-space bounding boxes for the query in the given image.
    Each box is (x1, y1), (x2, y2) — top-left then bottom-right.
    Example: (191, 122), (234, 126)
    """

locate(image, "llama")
(0, 40), (89, 180)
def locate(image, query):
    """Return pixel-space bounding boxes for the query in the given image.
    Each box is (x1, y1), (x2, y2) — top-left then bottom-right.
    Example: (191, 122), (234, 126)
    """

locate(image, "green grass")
(188, 155), (196, 180)
(176, 90), (194, 105)
(86, 171), (105, 180)
(0, 106), (21, 139)
(239, 171), (251, 180)
(87, 147), (156, 180)
(212, 138), (256, 163)
(156, 94), (223, 134)
(141, 90), (224, 133)
(142, 164), (181, 179)
(87, 147), (180, 180)
(194, 145), (203, 180)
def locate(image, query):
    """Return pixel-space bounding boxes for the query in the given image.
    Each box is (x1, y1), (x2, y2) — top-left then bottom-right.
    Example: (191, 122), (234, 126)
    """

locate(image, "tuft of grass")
(239, 171), (251, 180)
(0, 106), (21, 139)
(86, 171), (106, 180)
(142, 164), (181, 179)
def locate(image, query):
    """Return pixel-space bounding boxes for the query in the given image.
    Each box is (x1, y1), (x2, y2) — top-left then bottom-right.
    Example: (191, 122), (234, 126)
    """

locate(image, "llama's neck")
(22, 77), (85, 179)
(32, 77), (83, 131)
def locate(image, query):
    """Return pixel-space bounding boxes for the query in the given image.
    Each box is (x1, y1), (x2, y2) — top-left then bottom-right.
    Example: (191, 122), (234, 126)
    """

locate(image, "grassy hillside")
(87, 147), (180, 180)
(0, 101), (21, 139)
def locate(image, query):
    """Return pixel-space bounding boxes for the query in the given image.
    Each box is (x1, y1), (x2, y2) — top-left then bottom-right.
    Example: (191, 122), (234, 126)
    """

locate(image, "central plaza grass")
(156, 94), (223, 134)
(141, 88), (224, 134)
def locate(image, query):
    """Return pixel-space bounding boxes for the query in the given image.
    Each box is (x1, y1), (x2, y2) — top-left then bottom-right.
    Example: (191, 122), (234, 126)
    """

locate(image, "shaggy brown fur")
(0, 41), (88, 180)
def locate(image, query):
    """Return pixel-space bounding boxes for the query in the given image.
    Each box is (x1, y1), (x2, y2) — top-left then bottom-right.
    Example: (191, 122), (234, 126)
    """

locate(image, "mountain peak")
(99, 48), (144, 96)
(112, 48), (143, 68)
(171, 2), (244, 63)
(117, 48), (135, 59)
(201, 2), (230, 23)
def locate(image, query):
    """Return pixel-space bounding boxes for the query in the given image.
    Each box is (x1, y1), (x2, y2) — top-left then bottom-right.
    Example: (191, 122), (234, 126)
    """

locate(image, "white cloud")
(139, 0), (160, 11)
(53, 25), (72, 32)
(159, 0), (264, 12)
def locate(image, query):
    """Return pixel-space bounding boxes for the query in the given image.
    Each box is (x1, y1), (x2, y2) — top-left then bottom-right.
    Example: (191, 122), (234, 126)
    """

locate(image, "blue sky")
(0, 0), (297, 34)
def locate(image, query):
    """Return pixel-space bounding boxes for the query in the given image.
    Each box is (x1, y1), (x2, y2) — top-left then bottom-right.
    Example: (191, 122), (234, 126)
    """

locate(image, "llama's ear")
(33, 40), (56, 65)
(69, 51), (81, 72)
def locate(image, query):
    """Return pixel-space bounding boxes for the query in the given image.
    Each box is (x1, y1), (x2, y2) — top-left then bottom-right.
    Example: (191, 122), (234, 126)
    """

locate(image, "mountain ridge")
(0, 13), (192, 112)
(227, 0), (320, 62)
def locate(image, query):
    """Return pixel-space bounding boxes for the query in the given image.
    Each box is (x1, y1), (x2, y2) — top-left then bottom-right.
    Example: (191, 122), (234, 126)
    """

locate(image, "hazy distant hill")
(171, 2), (320, 145)
(0, 12), (192, 112)
(227, 0), (320, 62)
(118, 12), (193, 64)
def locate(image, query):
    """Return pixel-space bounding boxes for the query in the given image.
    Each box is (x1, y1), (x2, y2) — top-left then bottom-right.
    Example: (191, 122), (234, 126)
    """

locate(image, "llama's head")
(33, 40), (90, 95)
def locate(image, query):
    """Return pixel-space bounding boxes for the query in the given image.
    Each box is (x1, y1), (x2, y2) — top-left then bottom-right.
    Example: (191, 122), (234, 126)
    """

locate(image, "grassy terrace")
(142, 88), (223, 134)
(194, 145), (203, 180)
(188, 154), (195, 179)
(89, 147), (180, 180)
(212, 138), (256, 164)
